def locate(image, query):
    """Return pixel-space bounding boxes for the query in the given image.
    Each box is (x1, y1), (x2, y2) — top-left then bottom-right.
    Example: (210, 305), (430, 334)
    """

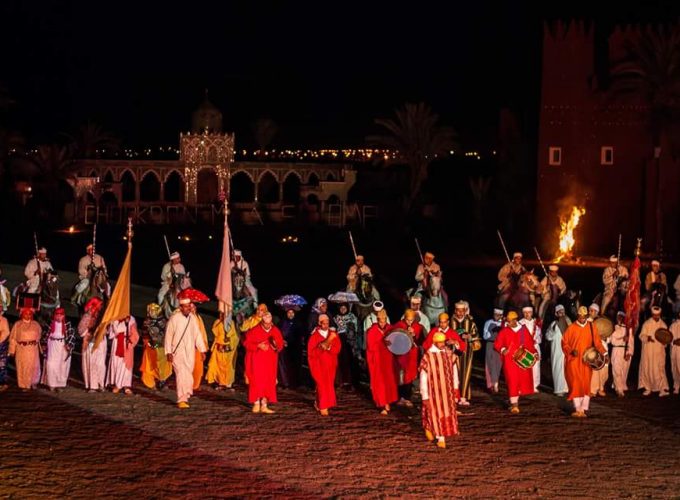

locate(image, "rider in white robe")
(24, 248), (54, 293)
(158, 252), (187, 304)
(601, 255), (628, 313)
(346, 255), (372, 293)
(75, 244), (107, 294)
(231, 250), (258, 302)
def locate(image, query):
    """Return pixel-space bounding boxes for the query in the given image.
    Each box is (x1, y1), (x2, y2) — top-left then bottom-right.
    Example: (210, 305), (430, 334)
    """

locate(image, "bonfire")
(555, 206), (586, 262)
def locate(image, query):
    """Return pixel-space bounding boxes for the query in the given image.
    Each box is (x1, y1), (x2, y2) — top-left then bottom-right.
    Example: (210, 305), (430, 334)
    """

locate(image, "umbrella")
(327, 291), (360, 304)
(178, 288), (211, 303)
(274, 294), (307, 311)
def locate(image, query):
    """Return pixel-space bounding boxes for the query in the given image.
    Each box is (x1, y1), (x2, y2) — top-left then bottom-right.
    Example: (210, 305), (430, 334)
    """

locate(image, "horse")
(231, 268), (256, 330)
(409, 272), (448, 328)
(71, 265), (111, 311)
(593, 278), (629, 323)
(354, 273), (380, 324)
(0, 280), (10, 310)
(496, 269), (541, 312)
(557, 289), (582, 321)
(159, 271), (192, 319)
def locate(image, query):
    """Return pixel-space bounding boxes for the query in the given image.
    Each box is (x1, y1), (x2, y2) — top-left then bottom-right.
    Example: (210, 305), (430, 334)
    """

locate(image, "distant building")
(71, 96), (358, 226)
(536, 21), (679, 256)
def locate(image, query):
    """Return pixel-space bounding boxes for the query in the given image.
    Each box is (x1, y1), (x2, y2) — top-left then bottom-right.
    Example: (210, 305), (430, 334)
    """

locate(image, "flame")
(555, 206), (586, 262)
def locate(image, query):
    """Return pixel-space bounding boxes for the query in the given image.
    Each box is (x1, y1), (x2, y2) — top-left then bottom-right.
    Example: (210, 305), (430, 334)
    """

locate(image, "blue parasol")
(274, 294), (307, 311)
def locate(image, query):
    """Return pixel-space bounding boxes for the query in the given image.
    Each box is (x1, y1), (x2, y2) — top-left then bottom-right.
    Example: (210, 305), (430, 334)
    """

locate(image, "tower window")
(601, 146), (614, 165)
(548, 147), (562, 166)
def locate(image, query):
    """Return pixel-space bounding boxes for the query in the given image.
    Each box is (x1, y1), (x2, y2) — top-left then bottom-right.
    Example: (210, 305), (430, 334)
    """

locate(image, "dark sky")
(1, 1), (678, 148)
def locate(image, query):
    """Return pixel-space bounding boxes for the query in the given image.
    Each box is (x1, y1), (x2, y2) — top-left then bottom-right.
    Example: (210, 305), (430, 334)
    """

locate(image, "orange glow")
(555, 206), (585, 262)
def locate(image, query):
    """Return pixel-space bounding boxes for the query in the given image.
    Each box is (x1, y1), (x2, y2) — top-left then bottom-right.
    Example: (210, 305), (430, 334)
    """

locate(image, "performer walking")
(670, 311), (680, 395)
(610, 312), (634, 397)
(0, 305), (9, 391)
(366, 309), (398, 415)
(390, 309), (423, 407)
(243, 312), (283, 413)
(206, 312), (239, 390)
(519, 306), (541, 391)
(164, 296), (207, 409)
(9, 308), (42, 390)
(494, 311), (537, 414)
(544, 305), (570, 396)
(41, 308), (72, 391)
(139, 303), (171, 390)
(562, 306), (607, 417)
(78, 297), (107, 392)
(451, 301), (480, 405)
(419, 331), (459, 449)
(483, 308), (503, 393)
(106, 316), (139, 394)
(588, 304), (610, 397)
(638, 306), (670, 397)
(308, 314), (341, 416)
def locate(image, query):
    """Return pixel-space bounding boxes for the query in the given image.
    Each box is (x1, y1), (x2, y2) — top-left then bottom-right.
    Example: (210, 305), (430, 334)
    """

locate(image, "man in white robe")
(41, 308), (71, 391)
(346, 255), (372, 293)
(638, 306), (670, 397)
(588, 304), (610, 397)
(415, 252), (442, 294)
(537, 264), (567, 320)
(610, 312), (634, 397)
(78, 297), (107, 392)
(158, 252), (187, 304)
(483, 308), (503, 392)
(670, 312), (680, 395)
(106, 316), (139, 394)
(24, 248), (54, 293)
(519, 306), (541, 391)
(544, 304), (570, 395)
(165, 298), (207, 409)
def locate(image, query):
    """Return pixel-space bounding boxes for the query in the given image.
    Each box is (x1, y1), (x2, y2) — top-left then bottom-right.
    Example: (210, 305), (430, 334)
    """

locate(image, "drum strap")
(588, 322), (597, 349)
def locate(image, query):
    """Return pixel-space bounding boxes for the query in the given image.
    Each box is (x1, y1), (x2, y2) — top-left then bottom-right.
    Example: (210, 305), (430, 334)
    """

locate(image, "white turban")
(493, 308), (503, 315)
(38, 247), (47, 254)
(651, 260), (660, 266)
(589, 303), (600, 312)
(372, 301), (384, 312)
(170, 252), (180, 260)
(609, 255), (617, 263)
(555, 305), (565, 313)
(522, 306), (533, 313)
(234, 249), (242, 256)
(548, 264), (559, 271)
(179, 297), (191, 305)
(513, 252), (522, 258)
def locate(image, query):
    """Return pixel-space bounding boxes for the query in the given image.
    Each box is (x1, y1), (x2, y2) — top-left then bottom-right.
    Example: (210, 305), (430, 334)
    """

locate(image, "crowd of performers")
(1, 246), (680, 450)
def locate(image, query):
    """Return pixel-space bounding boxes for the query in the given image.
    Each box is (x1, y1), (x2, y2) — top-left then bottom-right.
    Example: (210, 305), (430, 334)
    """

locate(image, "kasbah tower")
(536, 20), (680, 258)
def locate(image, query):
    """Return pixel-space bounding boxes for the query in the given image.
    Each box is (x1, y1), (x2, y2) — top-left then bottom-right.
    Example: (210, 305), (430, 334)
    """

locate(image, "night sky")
(1, 1), (678, 149)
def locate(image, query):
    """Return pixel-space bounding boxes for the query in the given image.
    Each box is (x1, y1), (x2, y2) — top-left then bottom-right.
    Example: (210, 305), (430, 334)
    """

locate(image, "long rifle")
(496, 230), (511, 264)
(533, 246), (549, 278)
(615, 233), (622, 280)
(414, 238), (425, 266)
(348, 231), (358, 260)
(163, 235), (172, 260)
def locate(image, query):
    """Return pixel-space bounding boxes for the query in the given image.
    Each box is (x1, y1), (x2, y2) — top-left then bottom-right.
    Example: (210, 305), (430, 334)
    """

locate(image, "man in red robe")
(243, 312), (284, 414)
(366, 309), (398, 415)
(562, 306), (607, 417)
(494, 310), (537, 414)
(423, 313), (466, 400)
(420, 331), (459, 449)
(390, 309), (423, 408)
(308, 314), (341, 416)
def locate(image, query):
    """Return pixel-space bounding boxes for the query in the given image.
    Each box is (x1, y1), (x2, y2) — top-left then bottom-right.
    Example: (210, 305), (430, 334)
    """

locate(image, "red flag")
(215, 212), (233, 314)
(624, 255), (641, 333)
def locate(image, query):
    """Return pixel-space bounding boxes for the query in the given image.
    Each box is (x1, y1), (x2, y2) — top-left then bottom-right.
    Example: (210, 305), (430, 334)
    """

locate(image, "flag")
(215, 211), (233, 314)
(94, 241), (132, 348)
(624, 254), (641, 334)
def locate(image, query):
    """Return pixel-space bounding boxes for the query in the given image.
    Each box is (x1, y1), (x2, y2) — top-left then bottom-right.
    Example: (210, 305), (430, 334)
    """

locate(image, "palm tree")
(252, 118), (279, 157)
(367, 102), (458, 213)
(65, 121), (121, 158)
(610, 26), (680, 251)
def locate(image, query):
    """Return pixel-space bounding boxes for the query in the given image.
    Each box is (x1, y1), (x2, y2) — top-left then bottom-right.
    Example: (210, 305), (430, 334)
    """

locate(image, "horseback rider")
(537, 264), (567, 318)
(75, 244), (107, 295)
(231, 249), (257, 300)
(601, 255), (628, 313)
(497, 252), (526, 294)
(346, 255), (372, 293)
(24, 247), (54, 293)
(415, 252), (441, 295)
(158, 251), (187, 304)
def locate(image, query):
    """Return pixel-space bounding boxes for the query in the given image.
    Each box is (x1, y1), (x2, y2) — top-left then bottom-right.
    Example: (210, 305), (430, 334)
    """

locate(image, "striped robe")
(419, 347), (459, 438)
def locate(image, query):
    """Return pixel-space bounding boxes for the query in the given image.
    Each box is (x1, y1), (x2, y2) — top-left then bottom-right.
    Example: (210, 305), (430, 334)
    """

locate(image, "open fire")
(555, 206), (586, 262)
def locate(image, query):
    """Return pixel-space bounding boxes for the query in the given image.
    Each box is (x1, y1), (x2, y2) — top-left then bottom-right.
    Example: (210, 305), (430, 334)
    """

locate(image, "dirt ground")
(2, 360), (680, 499)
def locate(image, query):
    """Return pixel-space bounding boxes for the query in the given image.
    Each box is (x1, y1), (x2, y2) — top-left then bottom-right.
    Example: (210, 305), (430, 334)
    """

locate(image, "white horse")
(418, 273), (448, 327)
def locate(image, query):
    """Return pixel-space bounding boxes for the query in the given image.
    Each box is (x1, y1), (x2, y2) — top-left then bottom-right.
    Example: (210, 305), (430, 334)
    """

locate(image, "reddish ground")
(1, 366), (679, 498)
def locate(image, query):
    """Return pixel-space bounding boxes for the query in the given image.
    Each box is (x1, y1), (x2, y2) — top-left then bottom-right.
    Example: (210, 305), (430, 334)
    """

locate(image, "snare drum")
(512, 345), (537, 370)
